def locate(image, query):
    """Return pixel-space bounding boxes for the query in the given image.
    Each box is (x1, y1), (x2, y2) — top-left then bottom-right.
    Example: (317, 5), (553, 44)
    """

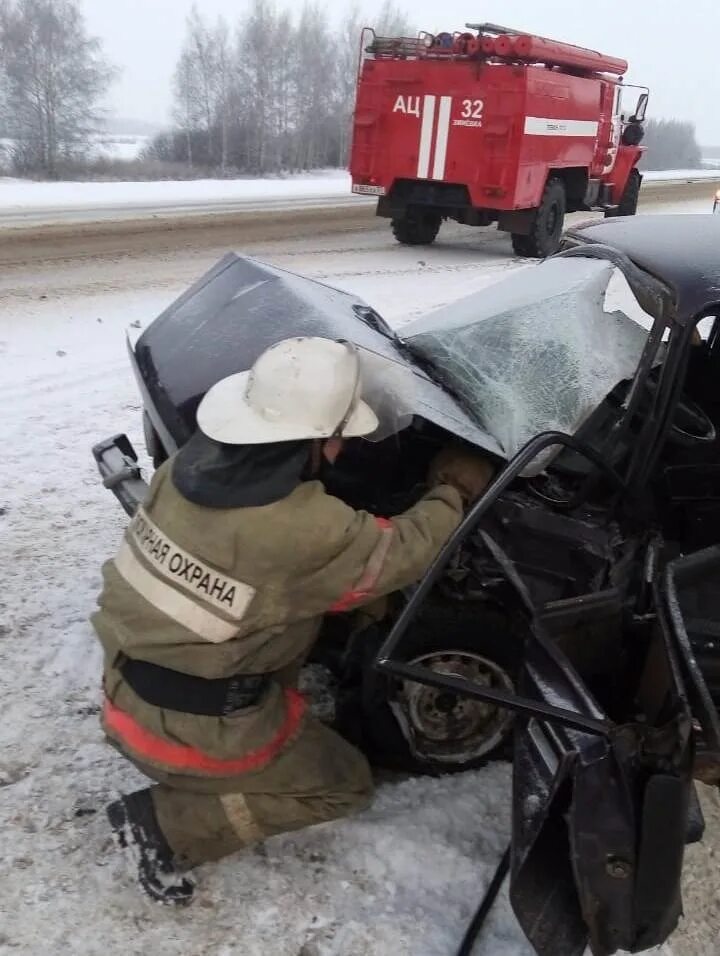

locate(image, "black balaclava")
(172, 430), (312, 509)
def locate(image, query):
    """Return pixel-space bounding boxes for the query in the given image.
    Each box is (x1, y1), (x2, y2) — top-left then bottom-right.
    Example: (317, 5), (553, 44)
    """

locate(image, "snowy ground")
(1, 197), (717, 956)
(0, 170), (353, 226)
(89, 133), (152, 162)
(1, 169), (718, 229)
(642, 168), (720, 181)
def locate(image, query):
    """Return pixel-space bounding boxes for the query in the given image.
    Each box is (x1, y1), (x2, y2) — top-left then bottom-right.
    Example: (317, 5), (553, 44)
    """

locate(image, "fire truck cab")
(350, 23), (649, 257)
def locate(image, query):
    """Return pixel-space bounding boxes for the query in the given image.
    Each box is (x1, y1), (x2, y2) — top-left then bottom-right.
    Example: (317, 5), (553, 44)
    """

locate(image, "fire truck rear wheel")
(391, 212), (441, 246)
(511, 178), (566, 258)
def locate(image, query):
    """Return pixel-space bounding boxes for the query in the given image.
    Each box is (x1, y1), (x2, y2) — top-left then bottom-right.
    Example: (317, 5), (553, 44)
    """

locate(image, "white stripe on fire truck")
(432, 96), (453, 180)
(524, 117), (599, 138)
(417, 94), (437, 178)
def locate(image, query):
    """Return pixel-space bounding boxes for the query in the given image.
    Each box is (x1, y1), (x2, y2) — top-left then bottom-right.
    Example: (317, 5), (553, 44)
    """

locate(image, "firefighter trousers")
(128, 715), (374, 866)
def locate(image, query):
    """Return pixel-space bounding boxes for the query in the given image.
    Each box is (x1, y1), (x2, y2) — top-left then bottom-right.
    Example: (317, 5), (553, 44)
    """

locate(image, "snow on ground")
(0, 169), (349, 214)
(0, 200), (715, 955)
(0, 168), (717, 220)
(0, 135), (153, 167)
(643, 168), (720, 181)
(89, 134), (152, 162)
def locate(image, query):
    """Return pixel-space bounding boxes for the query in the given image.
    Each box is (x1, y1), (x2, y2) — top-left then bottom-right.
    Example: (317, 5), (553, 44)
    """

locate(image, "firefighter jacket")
(93, 436), (464, 778)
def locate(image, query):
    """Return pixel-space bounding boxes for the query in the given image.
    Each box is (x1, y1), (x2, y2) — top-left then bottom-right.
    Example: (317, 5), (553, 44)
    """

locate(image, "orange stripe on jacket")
(103, 689), (306, 775)
(329, 516), (394, 613)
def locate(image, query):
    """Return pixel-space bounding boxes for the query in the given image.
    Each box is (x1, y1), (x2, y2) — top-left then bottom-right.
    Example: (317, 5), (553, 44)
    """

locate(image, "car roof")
(565, 214), (720, 325)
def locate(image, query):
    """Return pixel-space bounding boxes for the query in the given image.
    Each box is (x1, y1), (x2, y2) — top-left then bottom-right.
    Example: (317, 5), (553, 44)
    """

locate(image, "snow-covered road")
(2, 200), (718, 956)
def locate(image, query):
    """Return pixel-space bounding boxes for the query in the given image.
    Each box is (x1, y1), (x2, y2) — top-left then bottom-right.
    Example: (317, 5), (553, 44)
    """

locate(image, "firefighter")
(93, 336), (494, 904)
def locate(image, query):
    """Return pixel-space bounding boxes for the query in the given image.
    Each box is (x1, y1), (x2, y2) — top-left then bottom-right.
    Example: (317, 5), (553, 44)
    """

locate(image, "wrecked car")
(94, 214), (720, 956)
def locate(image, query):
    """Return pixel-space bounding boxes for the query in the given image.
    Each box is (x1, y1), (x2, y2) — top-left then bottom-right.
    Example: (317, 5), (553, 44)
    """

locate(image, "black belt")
(118, 655), (270, 716)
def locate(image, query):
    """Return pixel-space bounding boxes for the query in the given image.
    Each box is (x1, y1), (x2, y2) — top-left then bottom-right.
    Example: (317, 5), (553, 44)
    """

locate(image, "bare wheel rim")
(401, 649), (515, 764)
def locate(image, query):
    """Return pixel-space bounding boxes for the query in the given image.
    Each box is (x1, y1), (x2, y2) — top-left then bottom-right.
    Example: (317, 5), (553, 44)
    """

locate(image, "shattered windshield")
(403, 258), (650, 470)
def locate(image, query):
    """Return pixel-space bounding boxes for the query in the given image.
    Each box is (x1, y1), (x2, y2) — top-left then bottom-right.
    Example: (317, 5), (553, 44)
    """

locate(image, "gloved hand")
(428, 444), (495, 505)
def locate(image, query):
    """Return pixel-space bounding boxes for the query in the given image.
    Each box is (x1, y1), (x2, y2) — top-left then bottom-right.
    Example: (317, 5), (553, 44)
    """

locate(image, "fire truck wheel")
(511, 177), (566, 258)
(391, 211), (441, 245)
(605, 169), (641, 218)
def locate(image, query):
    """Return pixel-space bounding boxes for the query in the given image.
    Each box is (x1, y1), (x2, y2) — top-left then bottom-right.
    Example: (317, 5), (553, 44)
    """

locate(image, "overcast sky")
(84, 0), (720, 144)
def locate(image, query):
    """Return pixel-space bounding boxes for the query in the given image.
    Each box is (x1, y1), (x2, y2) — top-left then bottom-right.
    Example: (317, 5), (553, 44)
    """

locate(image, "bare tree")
(374, 0), (414, 36)
(236, 0), (283, 173)
(336, 4), (364, 164)
(172, 8), (237, 171)
(293, 3), (337, 170)
(0, 0), (115, 176)
(162, 0), (413, 176)
(0, 0), (12, 138)
(213, 17), (233, 173)
(172, 47), (200, 168)
(272, 7), (295, 170)
(332, 3), (414, 166)
(180, 7), (216, 162)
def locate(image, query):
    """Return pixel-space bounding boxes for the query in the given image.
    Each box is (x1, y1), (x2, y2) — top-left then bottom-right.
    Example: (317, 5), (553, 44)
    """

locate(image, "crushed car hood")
(133, 253), (506, 459)
(134, 252), (649, 467)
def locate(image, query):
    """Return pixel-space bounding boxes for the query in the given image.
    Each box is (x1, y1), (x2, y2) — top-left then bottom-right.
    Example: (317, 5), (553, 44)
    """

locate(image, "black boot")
(106, 788), (195, 905)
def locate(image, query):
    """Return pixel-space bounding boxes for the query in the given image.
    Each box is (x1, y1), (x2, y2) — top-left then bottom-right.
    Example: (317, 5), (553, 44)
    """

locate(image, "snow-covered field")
(89, 133), (152, 162)
(1, 198), (717, 955)
(0, 170), (353, 226)
(1, 133), (153, 166)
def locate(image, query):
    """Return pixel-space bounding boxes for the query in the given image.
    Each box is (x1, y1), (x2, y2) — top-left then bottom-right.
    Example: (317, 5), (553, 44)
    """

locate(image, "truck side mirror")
(631, 92), (649, 123)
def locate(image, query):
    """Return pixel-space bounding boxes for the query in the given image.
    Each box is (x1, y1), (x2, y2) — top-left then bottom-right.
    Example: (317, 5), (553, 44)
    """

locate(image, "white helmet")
(196, 336), (379, 445)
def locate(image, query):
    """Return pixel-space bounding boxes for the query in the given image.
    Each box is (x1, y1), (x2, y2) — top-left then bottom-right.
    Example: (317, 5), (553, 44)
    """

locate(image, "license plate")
(352, 184), (386, 196)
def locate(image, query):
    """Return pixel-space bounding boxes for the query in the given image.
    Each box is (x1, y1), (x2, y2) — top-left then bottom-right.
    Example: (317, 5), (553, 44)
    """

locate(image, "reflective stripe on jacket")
(92, 459), (463, 775)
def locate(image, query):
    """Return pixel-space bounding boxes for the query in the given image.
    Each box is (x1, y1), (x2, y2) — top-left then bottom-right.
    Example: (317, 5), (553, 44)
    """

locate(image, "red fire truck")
(350, 23), (649, 257)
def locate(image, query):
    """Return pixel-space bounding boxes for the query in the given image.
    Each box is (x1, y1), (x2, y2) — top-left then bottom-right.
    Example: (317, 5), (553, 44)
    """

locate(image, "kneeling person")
(92, 337), (493, 903)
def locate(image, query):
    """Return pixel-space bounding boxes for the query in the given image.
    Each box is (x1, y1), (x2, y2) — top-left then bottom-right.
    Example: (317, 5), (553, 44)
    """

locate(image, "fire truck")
(350, 23), (649, 257)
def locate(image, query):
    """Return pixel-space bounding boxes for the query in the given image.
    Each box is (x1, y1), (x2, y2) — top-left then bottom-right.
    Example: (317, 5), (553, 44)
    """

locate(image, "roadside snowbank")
(0, 170), (349, 213)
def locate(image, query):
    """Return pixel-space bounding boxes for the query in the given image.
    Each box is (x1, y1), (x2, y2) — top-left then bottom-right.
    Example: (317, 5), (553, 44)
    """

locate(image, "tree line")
(637, 119), (703, 171)
(0, 0), (412, 177)
(0, 0), (115, 176)
(151, 1), (412, 175)
(0, 0), (708, 179)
